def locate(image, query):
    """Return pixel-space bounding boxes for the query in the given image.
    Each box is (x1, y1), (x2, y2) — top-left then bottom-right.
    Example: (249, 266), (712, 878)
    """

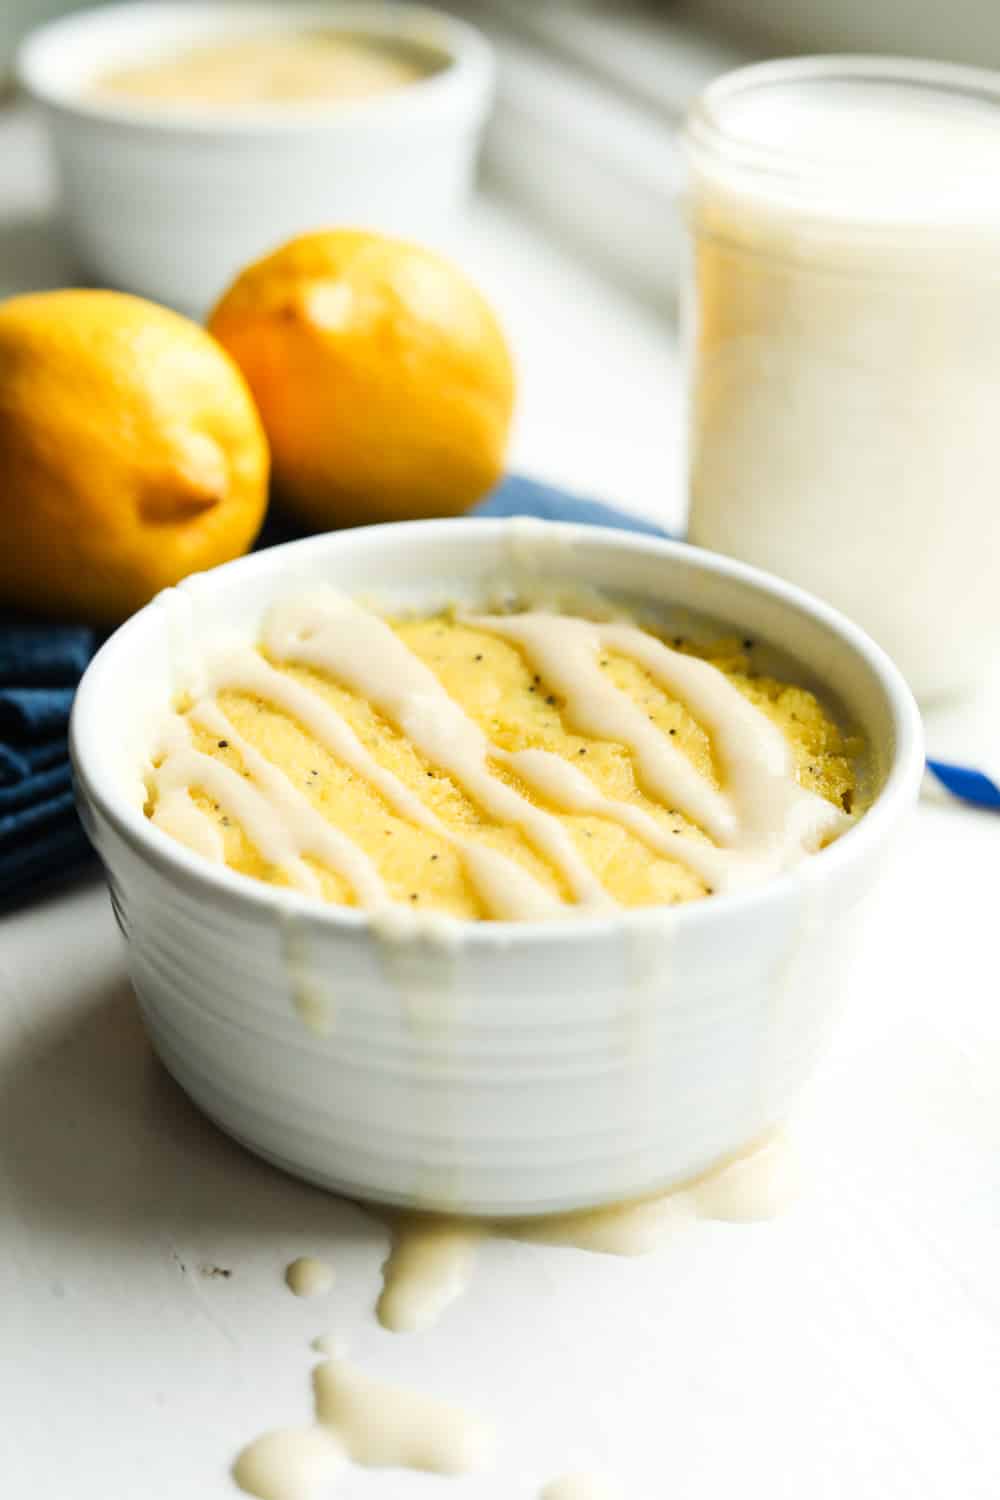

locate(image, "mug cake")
(71, 520), (920, 1214)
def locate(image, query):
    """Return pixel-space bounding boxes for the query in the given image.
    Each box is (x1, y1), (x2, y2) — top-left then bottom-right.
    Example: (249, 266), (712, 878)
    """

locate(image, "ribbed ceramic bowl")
(70, 519), (923, 1216)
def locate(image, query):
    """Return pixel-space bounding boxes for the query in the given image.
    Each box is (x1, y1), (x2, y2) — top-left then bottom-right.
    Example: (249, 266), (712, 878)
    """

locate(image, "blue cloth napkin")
(0, 476), (667, 912)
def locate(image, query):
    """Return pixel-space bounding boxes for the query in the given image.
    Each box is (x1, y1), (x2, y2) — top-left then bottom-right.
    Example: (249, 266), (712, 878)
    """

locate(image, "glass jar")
(682, 57), (1000, 701)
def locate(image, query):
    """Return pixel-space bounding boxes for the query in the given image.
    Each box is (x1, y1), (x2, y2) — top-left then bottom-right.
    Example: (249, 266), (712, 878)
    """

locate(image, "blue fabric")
(0, 737), (70, 787)
(0, 685), (78, 740)
(0, 613), (98, 907)
(474, 476), (668, 538)
(0, 762), (72, 814)
(0, 624), (96, 685)
(0, 475), (662, 912)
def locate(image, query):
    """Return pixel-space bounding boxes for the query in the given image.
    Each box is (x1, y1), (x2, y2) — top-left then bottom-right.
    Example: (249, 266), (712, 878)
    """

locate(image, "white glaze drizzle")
(148, 589), (853, 921)
(498, 744), (731, 888)
(147, 716), (226, 863)
(202, 644), (563, 921)
(152, 737), (319, 896)
(471, 613), (733, 840)
(263, 591), (613, 911)
(469, 611), (849, 886)
(150, 780), (226, 864)
(191, 698), (389, 907)
(205, 647), (446, 834)
(151, 673), (563, 919)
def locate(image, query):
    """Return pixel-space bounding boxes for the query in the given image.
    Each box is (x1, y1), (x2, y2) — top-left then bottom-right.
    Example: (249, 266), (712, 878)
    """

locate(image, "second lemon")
(208, 230), (516, 530)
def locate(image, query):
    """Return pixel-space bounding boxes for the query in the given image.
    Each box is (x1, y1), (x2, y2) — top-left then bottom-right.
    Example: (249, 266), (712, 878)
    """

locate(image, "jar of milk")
(683, 58), (1000, 701)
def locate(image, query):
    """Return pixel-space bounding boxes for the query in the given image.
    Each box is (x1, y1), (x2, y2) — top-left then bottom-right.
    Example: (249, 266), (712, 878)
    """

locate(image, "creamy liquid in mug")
(93, 31), (424, 108)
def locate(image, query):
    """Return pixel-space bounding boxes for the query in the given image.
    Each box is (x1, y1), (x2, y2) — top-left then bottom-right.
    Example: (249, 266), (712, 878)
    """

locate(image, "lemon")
(208, 229), (515, 529)
(0, 289), (269, 625)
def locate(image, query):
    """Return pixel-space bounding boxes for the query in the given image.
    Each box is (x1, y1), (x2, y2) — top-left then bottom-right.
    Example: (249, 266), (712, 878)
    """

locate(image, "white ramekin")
(70, 520), (924, 1217)
(16, 2), (494, 313)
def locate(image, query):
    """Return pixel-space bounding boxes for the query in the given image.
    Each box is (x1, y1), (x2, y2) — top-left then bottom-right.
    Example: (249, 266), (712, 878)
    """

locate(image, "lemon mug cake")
(71, 519), (922, 1213)
(144, 588), (862, 920)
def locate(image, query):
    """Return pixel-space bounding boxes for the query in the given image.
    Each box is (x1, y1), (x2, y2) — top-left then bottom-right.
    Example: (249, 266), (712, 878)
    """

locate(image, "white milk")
(683, 58), (1000, 701)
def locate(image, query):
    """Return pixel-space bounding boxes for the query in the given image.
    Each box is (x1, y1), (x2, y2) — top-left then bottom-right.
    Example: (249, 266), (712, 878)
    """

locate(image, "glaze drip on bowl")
(144, 587), (860, 922)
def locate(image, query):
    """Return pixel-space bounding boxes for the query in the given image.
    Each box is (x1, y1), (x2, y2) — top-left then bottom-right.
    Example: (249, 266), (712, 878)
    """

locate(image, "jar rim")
(685, 56), (1000, 231)
(690, 55), (1000, 160)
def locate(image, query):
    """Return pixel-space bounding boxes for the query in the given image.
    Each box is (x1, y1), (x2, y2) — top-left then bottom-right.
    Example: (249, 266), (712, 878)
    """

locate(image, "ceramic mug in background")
(1, 0), (95, 79)
(16, 2), (494, 313)
(683, 57), (1000, 703)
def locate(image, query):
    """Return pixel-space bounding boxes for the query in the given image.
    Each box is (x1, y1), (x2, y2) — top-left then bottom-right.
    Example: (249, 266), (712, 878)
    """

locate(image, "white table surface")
(2, 104), (999, 1500)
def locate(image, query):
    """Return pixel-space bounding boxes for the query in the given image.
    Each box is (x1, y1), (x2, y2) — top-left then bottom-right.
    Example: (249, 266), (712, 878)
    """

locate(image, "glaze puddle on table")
(376, 1212), (489, 1333)
(376, 1132), (798, 1333)
(233, 1425), (345, 1500)
(540, 1473), (624, 1500)
(284, 1256), (334, 1299)
(233, 1354), (494, 1499)
(234, 1134), (796, 1497)
(309, 1333), (346, 1358)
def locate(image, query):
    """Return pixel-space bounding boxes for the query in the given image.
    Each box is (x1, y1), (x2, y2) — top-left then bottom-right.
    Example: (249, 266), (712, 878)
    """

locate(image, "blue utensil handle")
(926, 758), (1000, 811)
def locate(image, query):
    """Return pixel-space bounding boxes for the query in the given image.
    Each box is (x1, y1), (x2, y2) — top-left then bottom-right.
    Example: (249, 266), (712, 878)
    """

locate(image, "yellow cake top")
(144, 591), (860, 922)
